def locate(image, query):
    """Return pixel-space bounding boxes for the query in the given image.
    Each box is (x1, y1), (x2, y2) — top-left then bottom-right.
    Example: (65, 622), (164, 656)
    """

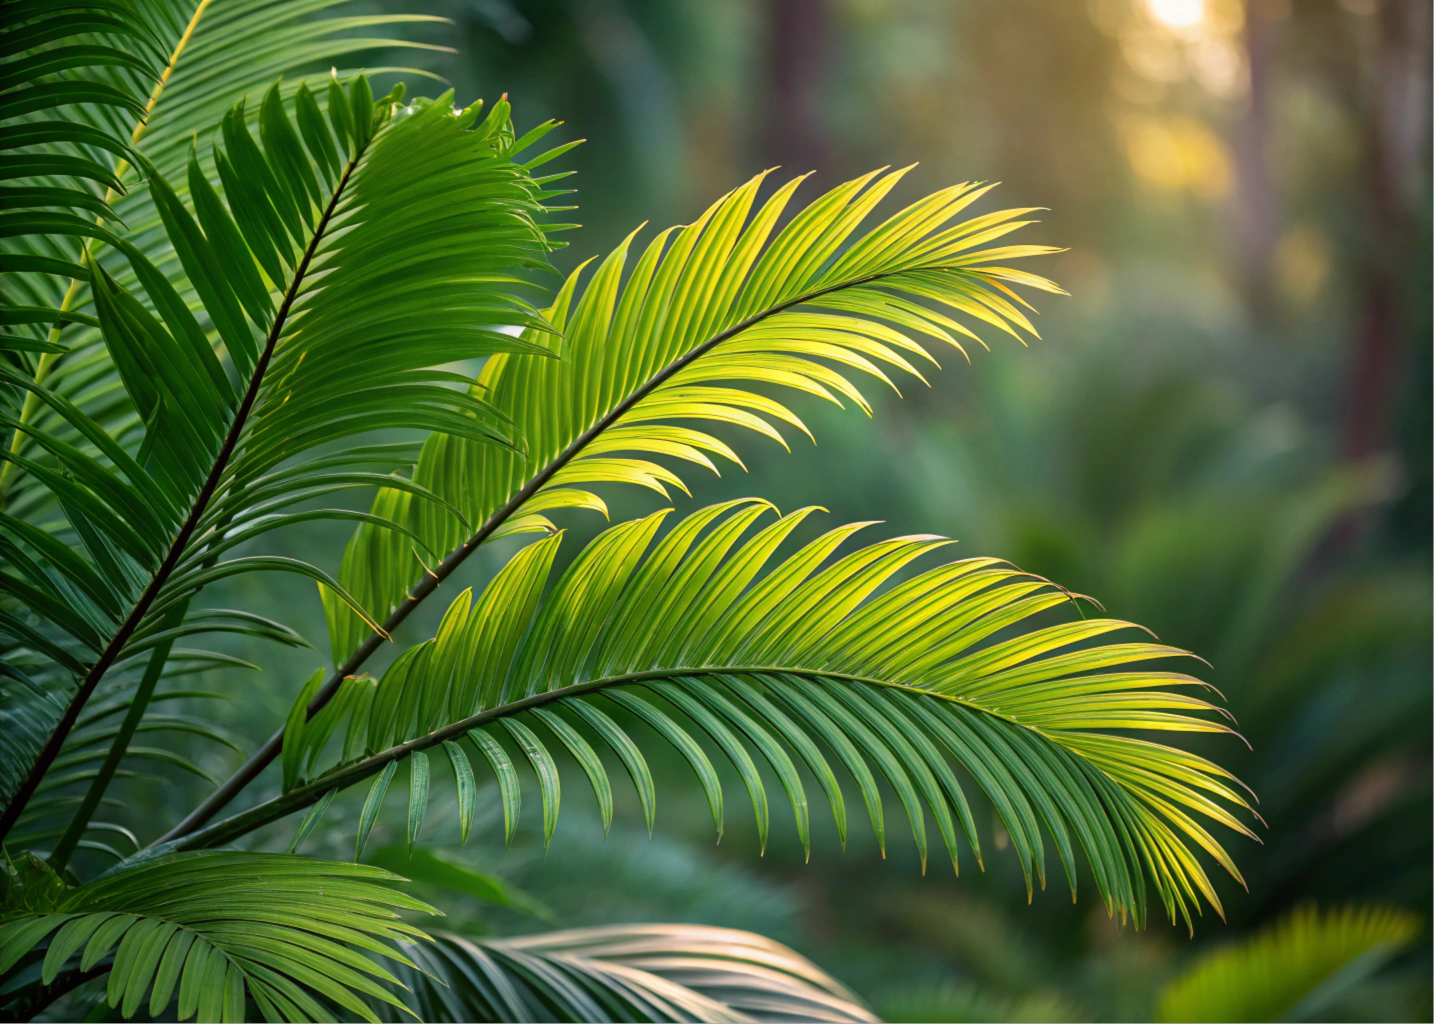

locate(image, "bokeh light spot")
(1275, 224), (1333, 306)
(1147, 0), (1206, 29)
(1121, 116), (1233, 200)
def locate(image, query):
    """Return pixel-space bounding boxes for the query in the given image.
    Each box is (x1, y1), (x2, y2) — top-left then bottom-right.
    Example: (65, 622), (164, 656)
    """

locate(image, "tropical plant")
(1156, 904), (1421, 1023)
(0, 1), (1260, 1021)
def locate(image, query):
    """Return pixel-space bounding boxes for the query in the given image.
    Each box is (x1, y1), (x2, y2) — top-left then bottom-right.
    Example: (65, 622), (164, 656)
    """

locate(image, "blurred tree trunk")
(761, 0), (829, 175)
(1340, 0), (1430, 465)
(1235, 0), (1280, 313)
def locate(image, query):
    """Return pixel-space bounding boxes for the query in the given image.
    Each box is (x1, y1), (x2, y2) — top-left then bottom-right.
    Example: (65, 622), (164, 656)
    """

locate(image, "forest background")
(133, 0), (1432, 1020)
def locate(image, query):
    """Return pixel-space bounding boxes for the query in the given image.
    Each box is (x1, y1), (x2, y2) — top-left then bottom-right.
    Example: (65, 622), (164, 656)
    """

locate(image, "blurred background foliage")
(99, 0), (1430, 1020)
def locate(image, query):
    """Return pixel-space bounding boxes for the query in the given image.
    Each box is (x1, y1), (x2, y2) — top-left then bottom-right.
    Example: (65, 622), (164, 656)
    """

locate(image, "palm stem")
(47, 603), (185, 870)
(159, 261), (945, 844)
(0, 152), (361, 846)
(169, 665), (1004, 852)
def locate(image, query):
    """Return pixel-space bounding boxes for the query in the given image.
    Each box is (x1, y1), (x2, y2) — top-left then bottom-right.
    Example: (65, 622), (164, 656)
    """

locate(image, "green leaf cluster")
(1, 852), (434, 1023)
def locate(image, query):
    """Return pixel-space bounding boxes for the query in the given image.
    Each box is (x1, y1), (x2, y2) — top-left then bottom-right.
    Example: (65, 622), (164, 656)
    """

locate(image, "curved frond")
(391, 924), (878, 1024)
(1156, 905), (1421, 1023)
(209, 502), (1256, 933)
(325, 166), (1062, 668)
(0, 851), (434, 1022)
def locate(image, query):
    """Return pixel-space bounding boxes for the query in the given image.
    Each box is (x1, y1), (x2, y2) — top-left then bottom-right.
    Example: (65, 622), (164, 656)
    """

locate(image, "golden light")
(1121, 116), (1233, 201)
(1147, 0), (1205, 30)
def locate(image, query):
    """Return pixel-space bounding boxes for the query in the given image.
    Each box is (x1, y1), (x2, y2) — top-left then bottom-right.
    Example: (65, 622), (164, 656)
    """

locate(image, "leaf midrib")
(172, 664), (1017, 852)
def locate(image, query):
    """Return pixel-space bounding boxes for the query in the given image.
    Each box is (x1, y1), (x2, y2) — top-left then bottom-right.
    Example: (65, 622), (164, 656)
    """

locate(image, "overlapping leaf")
(256, 502), (1256, 932)
(0, 851), (434, 1023)
(390, 925), (877, 1024)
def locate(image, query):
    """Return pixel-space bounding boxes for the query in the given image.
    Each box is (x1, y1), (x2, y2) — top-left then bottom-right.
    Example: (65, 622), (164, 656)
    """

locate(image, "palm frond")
(0, 0), (160, 325)
(202, 501), (1257, 933)
(0, 850), (434, 1023)
(1, 0), (492, 833)
(390, 924), (877, 1024)
(0, 73), (563, 850)
(1156, 904), (1421, 1023)
(0, 0), (156, 459)
(323, 166), (1060, 670)
(0, 0), (163, 819)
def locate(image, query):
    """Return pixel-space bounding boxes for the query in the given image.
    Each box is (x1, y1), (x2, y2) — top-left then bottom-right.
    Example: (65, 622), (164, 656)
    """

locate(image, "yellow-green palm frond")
(326, 167), (1064, 664)
(221, 502), (1254, 933)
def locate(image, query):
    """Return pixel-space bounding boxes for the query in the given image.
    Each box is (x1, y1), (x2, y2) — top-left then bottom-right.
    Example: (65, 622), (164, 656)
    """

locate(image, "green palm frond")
(2, 0), (509, 841)
(0, 851), (434, 1023)
(1156, 905), (1421, 1023)
(0, 0), (160, 326)
(0, 73), (564, 855)
(0, 0), (163, 823)
(2, 0), (445, 470)
(391, 924), (877, 1024)
(323, 165), (1060, 670)
(202, 501), (1256, 932)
